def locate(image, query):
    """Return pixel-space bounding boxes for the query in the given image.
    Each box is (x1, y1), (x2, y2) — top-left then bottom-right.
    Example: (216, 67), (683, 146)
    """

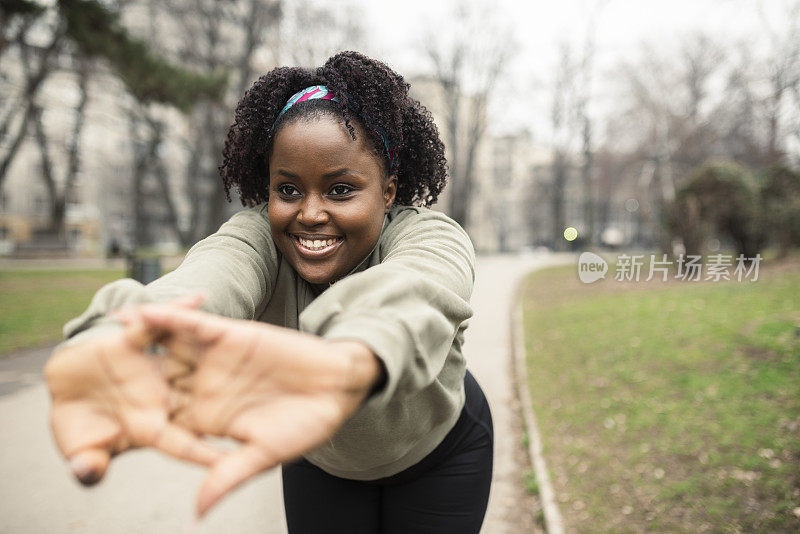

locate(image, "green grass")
(524, 469), (540, 495)
(0, 269), (125, 355)
(522, 260), (800, 533)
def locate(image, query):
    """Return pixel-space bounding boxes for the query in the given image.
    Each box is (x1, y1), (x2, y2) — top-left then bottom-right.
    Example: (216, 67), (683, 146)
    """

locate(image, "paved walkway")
(0, 253), (569, 533)
(467, 253), (570, 534)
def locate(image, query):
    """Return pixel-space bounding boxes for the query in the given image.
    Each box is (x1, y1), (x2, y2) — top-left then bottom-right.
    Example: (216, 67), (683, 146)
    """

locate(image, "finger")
(50, 402), (123, 485)
(168, 293), (208, 309)
(113, 294), (206, 325)
(136, 305), (226, 345)
(50, 402), (122, 462)
(69, 448), (111, 486)
(153, 421), (227, 467)
(159, 355), (193, 382)
(121, 320), (158, 352)
(170, 403), (199, 430)
(167, 388), (191, 415)
(196, 444), (276, 517)
(171, 373), (195, 393)
(160, 331), (203, 369)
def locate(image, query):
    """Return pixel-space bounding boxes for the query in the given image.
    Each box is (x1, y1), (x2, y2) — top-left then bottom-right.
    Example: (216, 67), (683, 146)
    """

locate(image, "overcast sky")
(351, 0), (795, 139)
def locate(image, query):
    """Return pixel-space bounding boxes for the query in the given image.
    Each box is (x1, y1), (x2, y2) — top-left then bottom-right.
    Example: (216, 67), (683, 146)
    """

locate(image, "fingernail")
(70, 455), (100, 485)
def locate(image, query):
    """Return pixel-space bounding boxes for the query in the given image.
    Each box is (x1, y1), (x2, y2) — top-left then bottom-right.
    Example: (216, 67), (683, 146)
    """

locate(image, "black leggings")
(281, 369), (494, 534)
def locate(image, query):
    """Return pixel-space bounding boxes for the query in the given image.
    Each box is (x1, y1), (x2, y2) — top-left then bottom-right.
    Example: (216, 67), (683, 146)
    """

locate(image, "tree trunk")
(458, 94), (488, 231)
(31, 105), (65, 237)
(444, 81), (463, 225)
(152, 148), (192, 247)
(0, 27), (61, 186)
(62, 64), (90, 212)
(552, 151), (567, 251)
(200, 106), (227, 239)
(129, 114), (150, 249)
(581, 110), (594, 245)
(767, 81), (784, 162)
(0, 99), (38, 187)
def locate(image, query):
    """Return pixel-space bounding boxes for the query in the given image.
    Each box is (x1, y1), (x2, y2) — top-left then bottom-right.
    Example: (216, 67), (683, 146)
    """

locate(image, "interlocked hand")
(45, 320), (225, 487)
(118, 304), (382, 517)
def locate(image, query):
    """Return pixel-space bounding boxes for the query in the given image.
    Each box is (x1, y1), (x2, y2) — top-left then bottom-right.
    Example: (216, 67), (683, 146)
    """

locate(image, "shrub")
(668, 160), (764, 257)
(759, 165), (800, 257)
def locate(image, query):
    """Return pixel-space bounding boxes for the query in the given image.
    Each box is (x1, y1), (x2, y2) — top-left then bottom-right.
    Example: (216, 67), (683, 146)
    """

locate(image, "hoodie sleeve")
(298, 208), (475, 410)
(62, 204), (278, 346)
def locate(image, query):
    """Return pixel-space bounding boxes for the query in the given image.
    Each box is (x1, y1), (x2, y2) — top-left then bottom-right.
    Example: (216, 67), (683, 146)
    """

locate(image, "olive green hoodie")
(63, 203), (475, 480)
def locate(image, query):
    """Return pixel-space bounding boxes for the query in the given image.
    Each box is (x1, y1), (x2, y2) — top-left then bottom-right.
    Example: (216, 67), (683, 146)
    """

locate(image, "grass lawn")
(0, 269), (125, 355)
(522, 258), (800, 533)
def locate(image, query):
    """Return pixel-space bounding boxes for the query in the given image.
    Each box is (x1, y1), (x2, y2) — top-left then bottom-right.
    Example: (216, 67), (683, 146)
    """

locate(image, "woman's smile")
(268, 115), (396, 286)
(291, 234), (344, 256)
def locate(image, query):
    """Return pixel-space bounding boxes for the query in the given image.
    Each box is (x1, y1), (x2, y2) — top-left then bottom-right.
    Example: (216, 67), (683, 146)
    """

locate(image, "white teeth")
(298, 237), (339, 250)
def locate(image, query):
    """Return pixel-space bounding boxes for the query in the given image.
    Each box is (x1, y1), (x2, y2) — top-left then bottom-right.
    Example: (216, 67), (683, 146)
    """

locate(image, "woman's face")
(268, 115), (396, 286)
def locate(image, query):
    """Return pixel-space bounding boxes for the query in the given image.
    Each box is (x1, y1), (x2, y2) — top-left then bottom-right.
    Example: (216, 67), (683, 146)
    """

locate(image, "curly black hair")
(220, 51), (448, 207)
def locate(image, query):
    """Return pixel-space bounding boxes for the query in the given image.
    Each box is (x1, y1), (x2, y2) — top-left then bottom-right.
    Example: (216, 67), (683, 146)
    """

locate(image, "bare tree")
(757, 0), (800, 163)
(116, 0), (362, 248)
(714, 45), (769, 168)
(2, 0), (225, 248)
(0, 12), (63, 187)
(550, 43), (579, 251)
(171, 0), (281, 240)
(575, 0), (607, 246)
(281, 0), (365, 67)
(608, 34), (727, 250)
(123, 0), (281, 247)
(28, 61), (90, 237)
(422, 2), (513, 230)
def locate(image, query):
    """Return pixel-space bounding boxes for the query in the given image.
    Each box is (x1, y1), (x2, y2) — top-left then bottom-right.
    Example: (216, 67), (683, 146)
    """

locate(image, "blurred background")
(1, 0), (799, 533)
(1, 0), (798, 258)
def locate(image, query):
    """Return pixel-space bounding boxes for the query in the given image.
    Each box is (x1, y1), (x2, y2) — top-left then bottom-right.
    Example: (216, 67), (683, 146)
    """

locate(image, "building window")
(0, 189), (7, 212)
(0, 226), (8, 239)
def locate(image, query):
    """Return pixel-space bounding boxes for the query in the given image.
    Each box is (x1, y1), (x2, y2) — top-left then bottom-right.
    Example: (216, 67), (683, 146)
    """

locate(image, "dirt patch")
(742, 345), (781, 360)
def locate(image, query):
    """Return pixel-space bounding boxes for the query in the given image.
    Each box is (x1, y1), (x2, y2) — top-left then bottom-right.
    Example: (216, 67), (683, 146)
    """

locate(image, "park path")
(0, 253), (568, 534)
(467, 253), (570, 534)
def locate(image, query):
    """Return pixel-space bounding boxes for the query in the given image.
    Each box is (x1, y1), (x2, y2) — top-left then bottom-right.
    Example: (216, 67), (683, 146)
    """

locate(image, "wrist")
(329, 340), (385, 402)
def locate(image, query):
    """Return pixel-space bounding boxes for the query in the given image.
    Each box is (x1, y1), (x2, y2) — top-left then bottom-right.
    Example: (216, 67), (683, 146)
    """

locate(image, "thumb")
(69, 448), (111, 486)
(120, 319), (157, 352)
(196, 444), (276, 518)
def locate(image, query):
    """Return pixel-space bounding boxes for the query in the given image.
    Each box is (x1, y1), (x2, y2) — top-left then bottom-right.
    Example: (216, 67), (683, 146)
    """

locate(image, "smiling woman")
(44, 51), (493, 534)
(268, 116), (396, 288)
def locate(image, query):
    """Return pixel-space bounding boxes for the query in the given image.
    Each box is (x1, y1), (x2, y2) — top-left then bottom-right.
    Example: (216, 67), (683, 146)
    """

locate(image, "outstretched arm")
(47, 205), (277, 485)
(62, 204), (277, 346)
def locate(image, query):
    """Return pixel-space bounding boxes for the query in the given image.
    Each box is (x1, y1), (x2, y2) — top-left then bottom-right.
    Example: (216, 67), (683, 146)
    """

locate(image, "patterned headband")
(272, 85), (398, 173)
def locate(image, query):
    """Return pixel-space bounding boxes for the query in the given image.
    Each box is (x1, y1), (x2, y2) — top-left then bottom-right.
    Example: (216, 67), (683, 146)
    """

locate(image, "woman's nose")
(296, 196), (329, 226)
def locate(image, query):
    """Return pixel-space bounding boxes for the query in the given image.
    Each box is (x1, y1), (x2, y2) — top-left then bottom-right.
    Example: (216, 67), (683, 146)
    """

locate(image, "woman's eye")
(329, 184), (354, 196)
(277, 184), (300, 197)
